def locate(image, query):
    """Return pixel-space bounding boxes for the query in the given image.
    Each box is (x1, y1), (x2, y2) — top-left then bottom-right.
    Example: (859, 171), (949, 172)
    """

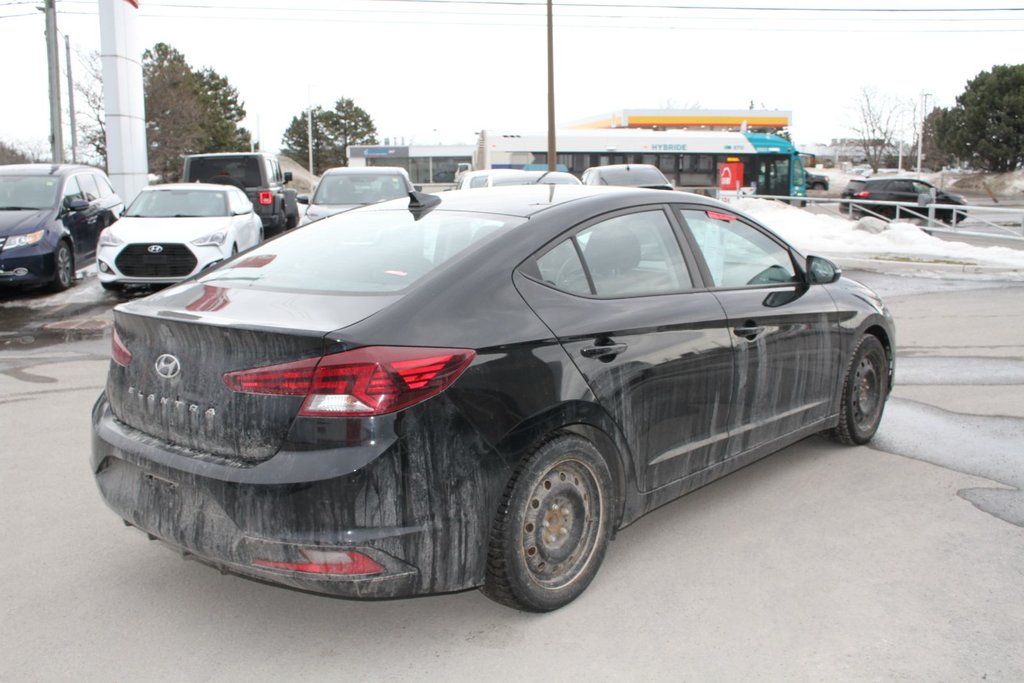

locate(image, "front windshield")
(0, 175), (60, 210)
(312, 173), (409, 206)
(126, 190), (229, 217)
(201, 207), (524, 293)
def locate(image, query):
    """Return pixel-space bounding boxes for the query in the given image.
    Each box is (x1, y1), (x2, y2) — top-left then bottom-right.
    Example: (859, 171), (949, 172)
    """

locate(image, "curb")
(833, 256), (1024, 275)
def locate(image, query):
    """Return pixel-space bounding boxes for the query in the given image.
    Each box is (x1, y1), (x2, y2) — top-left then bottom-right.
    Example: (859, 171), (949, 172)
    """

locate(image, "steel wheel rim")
(852, 351), (881, 429)
(56, 246), (72, 287)
(520, 458), (603, 590)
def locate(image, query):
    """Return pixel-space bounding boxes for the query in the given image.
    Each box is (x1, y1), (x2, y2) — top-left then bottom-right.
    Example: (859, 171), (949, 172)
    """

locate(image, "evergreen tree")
(281, 106), (336, 175)
(143, 43), (252, 181)
(323, 97), (379, 167)
(934, 64), (1024, 172)
(280, 98), (378, 173)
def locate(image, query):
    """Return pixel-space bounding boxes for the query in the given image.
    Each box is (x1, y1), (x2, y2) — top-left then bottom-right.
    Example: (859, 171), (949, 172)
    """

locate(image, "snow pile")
(735, 198), (1024, 271)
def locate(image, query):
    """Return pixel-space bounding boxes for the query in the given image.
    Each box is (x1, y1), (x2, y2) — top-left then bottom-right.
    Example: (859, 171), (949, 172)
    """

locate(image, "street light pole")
(546, 0), (556, 172)
(916, 91), (931, 177)
(65, 34), (78, 163)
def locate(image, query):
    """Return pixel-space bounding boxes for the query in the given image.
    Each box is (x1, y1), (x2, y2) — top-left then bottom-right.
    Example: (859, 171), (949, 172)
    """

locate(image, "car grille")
(115, 243), (197, 278)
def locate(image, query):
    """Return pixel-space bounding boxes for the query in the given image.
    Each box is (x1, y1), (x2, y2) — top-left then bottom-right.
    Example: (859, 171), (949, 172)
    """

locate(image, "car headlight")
(2, 229), (45, 251)
(191, 229), (228, 247)
(98, 228), (123, 247)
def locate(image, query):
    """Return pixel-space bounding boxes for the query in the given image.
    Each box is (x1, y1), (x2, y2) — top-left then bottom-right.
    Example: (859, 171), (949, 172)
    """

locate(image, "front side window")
(525, 209), (692, 298)
(76, 173), (99, 202)
(62, 177), (84, 208)
(679, 209), (797, 288)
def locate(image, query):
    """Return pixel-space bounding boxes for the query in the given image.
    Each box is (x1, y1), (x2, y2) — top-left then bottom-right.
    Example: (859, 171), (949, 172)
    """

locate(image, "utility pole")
(307, 87), (314, 175)
(546, 0), (556, 172)
(65, 35), (78, 163)
(43, 0), (64, 163)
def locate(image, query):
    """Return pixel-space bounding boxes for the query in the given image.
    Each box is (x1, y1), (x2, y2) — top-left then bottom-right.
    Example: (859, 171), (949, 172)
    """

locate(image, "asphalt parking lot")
(1, 270), (1022, 681)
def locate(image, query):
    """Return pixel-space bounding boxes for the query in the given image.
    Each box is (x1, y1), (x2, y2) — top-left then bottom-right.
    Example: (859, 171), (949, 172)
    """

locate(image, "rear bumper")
(90, 394), (487, 599)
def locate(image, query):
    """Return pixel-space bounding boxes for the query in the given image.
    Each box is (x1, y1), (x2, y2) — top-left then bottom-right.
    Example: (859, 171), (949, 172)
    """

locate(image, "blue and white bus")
(475, 129), (807, 198)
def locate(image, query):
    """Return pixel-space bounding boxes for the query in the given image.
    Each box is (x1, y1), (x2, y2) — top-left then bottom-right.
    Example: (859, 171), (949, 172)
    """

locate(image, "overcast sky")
(3, 0), (1023, 158)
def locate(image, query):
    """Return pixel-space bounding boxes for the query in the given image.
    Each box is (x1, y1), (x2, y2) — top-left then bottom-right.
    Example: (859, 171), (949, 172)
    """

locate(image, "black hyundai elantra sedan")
(91, 185), (895, 611)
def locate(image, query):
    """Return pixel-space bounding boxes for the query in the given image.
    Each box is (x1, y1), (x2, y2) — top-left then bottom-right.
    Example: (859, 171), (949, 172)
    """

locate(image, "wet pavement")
(1, 267), (1022, 680)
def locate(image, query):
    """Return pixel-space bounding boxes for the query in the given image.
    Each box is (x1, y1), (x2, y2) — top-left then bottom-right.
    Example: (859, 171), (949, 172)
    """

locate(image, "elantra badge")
(148, 244), (164, 254)
(154, 354), (181, 379)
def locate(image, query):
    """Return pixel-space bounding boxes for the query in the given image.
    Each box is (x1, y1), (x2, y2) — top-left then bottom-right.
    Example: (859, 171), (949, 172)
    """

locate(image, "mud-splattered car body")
(91, 185), (895, 610)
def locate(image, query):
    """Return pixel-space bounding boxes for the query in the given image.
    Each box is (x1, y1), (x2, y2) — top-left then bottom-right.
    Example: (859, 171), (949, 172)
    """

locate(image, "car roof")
(0, 163), (104, 177)
(368, 184), (695, 219)
(321, 166), (409, 176)
(585, 164), (660, 173)
(140, 183), (240, 192)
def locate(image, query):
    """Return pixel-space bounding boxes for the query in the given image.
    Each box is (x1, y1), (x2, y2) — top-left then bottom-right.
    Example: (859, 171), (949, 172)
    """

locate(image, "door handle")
(581, 342), (628, 360)
(733, 322), (765, 340)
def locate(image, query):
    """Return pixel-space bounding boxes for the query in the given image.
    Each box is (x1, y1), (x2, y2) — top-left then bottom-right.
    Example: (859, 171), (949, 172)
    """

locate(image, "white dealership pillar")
(99, 0), (148, 204)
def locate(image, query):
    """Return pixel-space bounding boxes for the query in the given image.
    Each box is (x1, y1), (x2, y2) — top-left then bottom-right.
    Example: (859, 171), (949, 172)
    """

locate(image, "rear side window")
(525, 209), (692, 298)
(200, 208), (524, 293)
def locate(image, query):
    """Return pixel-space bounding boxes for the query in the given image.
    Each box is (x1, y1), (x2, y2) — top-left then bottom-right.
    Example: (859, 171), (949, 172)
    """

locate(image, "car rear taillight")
(254, 549), (383, 576)
(223, 346), (475, 417)
(854, 191), (870, 198)
(111, 328), (132, 367)
(258, 191), (273, 205)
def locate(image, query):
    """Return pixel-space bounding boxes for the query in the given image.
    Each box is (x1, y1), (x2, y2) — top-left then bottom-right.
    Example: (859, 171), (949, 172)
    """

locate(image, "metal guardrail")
(755, 195), (1024, 241)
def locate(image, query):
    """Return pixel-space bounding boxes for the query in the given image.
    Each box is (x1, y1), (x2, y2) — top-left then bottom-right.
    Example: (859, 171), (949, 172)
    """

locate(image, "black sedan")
(91, 186), (895, 612)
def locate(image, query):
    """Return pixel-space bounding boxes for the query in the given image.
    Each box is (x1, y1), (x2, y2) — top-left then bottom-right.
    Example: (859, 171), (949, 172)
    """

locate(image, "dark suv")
(0, 164), (124, 291)
(182, 153), (298, 237)
(805, 169), (829, 191)
(846, 177), (966, 223)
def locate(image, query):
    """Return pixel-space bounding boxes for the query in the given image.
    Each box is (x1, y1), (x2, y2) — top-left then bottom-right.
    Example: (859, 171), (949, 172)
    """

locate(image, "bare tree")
(850, 87), (900, 172)
(74, 50), (107, 167)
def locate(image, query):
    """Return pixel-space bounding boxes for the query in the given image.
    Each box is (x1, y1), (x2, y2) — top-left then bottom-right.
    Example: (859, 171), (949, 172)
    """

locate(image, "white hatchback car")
(96, 183), (263, 292)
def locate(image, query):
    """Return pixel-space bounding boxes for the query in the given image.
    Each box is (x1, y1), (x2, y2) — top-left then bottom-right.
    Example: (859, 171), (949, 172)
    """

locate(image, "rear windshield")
(312, 173), (409, 206)
(0, 175), (60, 210)
(126, 189), (229, 217)
(187, 157), (262, 187)
(597, 167), (669, 186)
(199, 207), (525, 293)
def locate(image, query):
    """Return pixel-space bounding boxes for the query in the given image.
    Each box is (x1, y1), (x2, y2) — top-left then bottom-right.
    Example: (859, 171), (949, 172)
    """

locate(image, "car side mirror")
(296, 194), (309, 205)
(806, 255), (841, 284)
(284, 171), (293, 183)
(65, 197), (89, 212)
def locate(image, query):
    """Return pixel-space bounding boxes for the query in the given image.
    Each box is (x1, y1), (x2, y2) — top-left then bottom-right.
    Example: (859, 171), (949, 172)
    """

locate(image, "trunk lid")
(107, 281), (399, 461)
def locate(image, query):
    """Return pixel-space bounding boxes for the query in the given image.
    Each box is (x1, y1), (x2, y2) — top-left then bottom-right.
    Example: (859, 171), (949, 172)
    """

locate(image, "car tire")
(286, 212), (298, 230)
(482, 433), (614, 612)
(829, 335), (889, 445)
(47, 241), (74, 292)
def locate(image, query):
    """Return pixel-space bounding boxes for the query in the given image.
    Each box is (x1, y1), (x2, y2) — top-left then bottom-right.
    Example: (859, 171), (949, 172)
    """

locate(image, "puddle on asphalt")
(872, 362), (1024, 528)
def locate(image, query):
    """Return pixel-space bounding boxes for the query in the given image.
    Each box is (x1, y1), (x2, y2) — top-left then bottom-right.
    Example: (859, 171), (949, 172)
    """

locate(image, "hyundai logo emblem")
(154, 354), (181, 380)
(148, 244), (164, 254)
